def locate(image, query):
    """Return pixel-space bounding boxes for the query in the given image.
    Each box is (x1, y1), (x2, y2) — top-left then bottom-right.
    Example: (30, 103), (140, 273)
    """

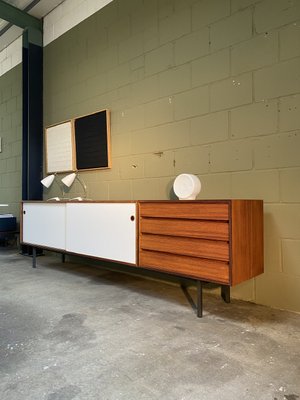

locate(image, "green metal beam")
(0, 0), (42, 31)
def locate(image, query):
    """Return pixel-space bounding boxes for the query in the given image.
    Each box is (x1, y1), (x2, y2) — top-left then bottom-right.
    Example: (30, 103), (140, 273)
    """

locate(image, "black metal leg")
(197, 280), (203, 318)
(62, 253), (65, 263)
(181, 284), (196, 313)
(32, 247), (36, 268)
(221, 285), (230, 303)
(180, 281), (203, 318)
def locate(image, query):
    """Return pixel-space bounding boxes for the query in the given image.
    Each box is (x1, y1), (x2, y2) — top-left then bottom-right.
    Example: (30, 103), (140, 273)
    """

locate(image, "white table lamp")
(41, 174), (55, 188)
(173, 174), (201, 200)
(61, 172), (76, 187)
(41, 173), (64, 200)
(61, 172), (87, 199)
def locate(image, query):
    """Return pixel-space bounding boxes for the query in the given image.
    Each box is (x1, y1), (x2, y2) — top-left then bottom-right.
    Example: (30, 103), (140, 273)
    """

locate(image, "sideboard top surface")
(22, 199), (263, 204)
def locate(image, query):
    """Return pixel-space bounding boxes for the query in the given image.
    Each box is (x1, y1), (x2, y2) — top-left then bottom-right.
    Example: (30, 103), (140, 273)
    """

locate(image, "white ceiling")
(0, 0), (66, 50)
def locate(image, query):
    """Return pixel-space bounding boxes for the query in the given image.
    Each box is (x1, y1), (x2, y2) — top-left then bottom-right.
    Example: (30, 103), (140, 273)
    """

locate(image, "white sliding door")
(66, 203), (136, 264)
(22, 203), (66, 250)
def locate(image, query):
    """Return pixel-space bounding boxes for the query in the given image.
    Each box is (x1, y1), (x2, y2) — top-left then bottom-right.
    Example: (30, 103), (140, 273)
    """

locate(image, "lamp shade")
(41, 174), (55, 188)
(173, 173), (201, 200)
(61, 172), (76, 188)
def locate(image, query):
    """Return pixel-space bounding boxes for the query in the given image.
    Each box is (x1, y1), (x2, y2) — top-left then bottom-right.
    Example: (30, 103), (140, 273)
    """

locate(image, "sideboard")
(21, 200), (264, 317)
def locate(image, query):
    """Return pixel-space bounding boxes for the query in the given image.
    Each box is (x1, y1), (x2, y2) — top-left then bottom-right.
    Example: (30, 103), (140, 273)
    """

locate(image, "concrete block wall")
(0, 65), (22, 218)
(42, 0), (300, 313)
(0, 37), (22, 78)
(43, 0), (114, 46)
(0, 0), (297, 312)
(42, 0), (300, 312)
(0, 0), (114, 218)
(0, 0), (113, 78)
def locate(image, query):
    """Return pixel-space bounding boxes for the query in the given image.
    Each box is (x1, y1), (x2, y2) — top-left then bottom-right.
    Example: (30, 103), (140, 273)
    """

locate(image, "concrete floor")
(0, 248), (299, 400)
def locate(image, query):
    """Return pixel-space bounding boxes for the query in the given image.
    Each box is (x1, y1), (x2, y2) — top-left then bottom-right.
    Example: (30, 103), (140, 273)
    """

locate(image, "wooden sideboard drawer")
(139, 200), (263, 285)
(139, 202), (229, 220)
(140, 234), (229, 262)
(140, 218), (229, 241)
(140, 250), (230, 284)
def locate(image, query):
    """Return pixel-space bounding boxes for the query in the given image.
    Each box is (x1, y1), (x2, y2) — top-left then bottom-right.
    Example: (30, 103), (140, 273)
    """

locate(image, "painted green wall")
(0, 65), (22, 220)
(46, 0), (300, 312)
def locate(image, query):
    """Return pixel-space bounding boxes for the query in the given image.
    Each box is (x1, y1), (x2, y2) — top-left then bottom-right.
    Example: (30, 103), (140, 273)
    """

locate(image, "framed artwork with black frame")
(74, 109), (111, 171)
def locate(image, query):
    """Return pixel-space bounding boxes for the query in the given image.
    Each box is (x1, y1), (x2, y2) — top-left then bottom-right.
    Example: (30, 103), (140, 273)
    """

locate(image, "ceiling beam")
(0, 0), (42, 31)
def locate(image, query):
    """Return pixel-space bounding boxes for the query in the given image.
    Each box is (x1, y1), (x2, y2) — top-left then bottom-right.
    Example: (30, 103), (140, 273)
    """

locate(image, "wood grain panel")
(139, 202), (229, 220)
(140, 218), (229, 240)
(140, 234), (229, 261)
(140, 250), (230, 283)
(231, 200), (264, 285)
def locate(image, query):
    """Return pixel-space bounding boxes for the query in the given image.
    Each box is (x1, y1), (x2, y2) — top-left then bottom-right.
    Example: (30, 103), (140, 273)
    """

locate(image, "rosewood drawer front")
(139, 250), (230, 284)
(139, 202), (229, 220)
(141, 218), (229, 241)
(139, 202), (231, 284)
(141, 234), (229, 261)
